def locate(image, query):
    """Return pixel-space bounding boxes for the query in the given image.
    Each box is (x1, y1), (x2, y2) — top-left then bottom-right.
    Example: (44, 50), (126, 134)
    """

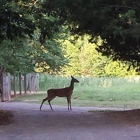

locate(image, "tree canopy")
(62, 35), (137, 77)
(1, 0), (140, 75)
(0, 0), (67, 74)
(42, 0), (140, 68)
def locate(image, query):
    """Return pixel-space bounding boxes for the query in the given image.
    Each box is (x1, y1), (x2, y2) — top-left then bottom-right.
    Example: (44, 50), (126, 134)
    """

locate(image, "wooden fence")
(0, 73), (11, 102)
(0, 73), (39, 102)
(25, 73), (39, 93)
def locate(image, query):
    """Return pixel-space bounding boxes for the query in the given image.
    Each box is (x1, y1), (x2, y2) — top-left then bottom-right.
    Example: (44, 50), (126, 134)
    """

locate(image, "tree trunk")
(13, 73), (16, 97)
(24, 73), (27, 94)
(19, 73), (22, 95)
(1, 73), (11, 102)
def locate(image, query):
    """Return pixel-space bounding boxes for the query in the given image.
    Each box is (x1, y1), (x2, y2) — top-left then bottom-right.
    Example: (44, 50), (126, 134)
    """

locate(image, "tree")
(0, 0), (36, 41)
(62, 35), (138, 77)
(42, 0), (140, 69)
(0, 0), (67, 74)
(62, 37), (81, 76)
(0, 0), (63, 43)
(0, 30), (67, 74)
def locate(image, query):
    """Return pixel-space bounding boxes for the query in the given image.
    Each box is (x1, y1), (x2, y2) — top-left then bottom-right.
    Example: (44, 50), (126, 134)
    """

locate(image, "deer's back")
(48, 87), (73, 97)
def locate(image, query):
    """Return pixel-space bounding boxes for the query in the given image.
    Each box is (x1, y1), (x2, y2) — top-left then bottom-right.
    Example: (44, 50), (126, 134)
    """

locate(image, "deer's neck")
(69, 80), (74, 90)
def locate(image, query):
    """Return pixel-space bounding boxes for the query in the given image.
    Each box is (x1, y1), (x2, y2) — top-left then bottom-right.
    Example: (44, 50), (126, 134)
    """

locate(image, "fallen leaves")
(104, 109), (140, 125)
(0, 110), (13, 125)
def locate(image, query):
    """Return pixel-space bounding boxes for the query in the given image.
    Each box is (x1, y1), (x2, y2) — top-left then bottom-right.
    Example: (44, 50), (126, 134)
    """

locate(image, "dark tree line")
(42, 0), (140, 69)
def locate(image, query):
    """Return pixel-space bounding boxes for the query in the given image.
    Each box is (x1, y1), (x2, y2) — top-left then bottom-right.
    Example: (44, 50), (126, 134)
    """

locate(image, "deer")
(40, 76), (79, 111)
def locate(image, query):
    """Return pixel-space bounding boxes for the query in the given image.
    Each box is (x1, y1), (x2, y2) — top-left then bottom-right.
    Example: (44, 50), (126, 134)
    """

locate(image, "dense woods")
(44, 0), (140, 66)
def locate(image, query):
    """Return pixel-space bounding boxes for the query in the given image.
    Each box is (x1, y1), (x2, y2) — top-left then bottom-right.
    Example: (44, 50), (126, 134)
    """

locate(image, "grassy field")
(11, 74), (140, 109)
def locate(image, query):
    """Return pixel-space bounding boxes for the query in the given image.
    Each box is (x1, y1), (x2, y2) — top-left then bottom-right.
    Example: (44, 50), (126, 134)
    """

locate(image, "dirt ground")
(0, 102), (140, 140)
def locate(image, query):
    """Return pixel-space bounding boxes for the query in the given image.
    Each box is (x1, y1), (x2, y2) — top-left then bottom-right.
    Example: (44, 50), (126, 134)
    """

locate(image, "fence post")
(34, 73), (39, 92)
(13, 73), (16, 97)
(24, 73), (27, 94)
(1, 73), (11, 102)
(0, 73), (2, 98)
(25, 73), (39, 93)
(19, 73), (22, 95)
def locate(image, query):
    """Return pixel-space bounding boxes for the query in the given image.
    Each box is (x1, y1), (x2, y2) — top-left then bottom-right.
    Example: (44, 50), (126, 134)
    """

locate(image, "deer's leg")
(68, 95), (72, 111)
(67, 96), (71, 111)
(66, 97), (69, 111)
(69, 97), (72, 111)
(48, 96), (56, 111)
(40, 97), (49, 111)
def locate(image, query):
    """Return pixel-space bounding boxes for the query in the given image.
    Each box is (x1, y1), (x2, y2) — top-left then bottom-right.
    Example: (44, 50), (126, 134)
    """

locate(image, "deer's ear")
(71, 76), (73, 78)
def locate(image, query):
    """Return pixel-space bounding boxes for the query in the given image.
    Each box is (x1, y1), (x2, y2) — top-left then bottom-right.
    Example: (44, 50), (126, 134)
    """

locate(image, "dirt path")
(0, 102), (140, 140)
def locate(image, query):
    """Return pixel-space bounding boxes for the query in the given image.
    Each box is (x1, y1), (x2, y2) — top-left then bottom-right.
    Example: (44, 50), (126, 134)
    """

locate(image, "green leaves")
(62, 35), (138, 77)
(44, 0), (140, 68)
(0, 0), (68, 74)
(0, 0), (36, 41)
(26, 30), (68, 73)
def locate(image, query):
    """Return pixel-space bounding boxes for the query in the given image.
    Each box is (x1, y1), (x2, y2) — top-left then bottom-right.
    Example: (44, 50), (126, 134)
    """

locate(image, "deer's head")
(71, 76), (79, 83)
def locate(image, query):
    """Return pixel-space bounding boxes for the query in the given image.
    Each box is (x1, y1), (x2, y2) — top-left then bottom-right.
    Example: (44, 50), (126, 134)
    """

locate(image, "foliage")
(0, 0), (36, 41)
(0, 29), (67, 74)
(27, 29), (68, 73)
(0, 0), (64, 42)
(62, 37), (81, 76)
(39, 74), (140, 92)
(42, 0), (140, 69)
(0, 38), (33, 74)
(1, 0), (139, 75)
(0, 0), (67, 73)
(62, 35), (137, 77)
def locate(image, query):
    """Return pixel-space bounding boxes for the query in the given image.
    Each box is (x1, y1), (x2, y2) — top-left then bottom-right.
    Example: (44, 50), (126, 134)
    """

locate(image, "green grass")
(11, 75), (140, 109)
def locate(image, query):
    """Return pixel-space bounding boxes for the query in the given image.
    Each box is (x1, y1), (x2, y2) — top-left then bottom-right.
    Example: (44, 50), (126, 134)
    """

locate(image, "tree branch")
(100, 4), (132, 9)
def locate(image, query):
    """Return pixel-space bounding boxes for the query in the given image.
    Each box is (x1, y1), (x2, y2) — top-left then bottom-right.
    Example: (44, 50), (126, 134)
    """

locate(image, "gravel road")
(0, 102), (140, 140)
